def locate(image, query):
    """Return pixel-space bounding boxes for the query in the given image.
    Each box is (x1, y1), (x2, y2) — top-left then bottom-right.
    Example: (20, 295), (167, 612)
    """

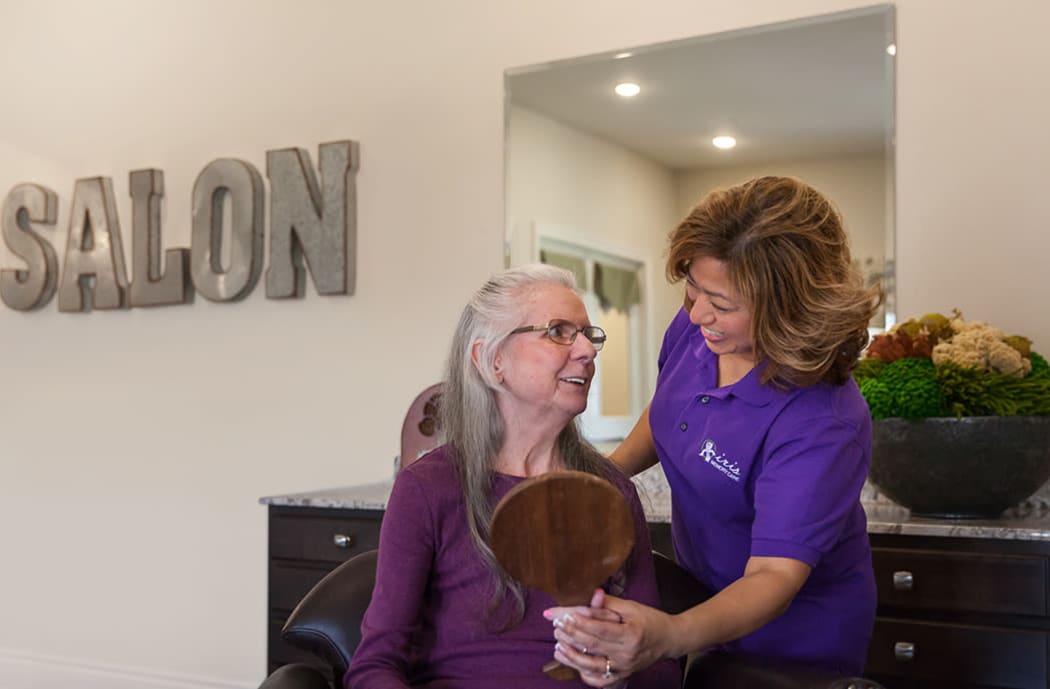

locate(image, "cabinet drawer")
(872, 546), (1049, 616)
(269, 561), (336, 611)
(867, 617), (1048, 689)
(269, 513), (381, 563)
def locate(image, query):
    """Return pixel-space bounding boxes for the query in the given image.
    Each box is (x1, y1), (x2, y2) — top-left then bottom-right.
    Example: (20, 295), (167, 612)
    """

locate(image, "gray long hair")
(440, 263), (614, 624)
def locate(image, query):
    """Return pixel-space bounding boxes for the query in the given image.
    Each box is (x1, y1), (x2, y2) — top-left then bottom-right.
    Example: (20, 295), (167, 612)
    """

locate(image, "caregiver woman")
(550, 176), (882, 684)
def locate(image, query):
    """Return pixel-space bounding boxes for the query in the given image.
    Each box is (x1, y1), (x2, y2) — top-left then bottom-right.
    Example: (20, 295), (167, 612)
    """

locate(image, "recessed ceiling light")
(712, 136), (737, 150)
(614, 82), (640, 97)
(886, 43), (896, 56)
(614, 52), (633, 59)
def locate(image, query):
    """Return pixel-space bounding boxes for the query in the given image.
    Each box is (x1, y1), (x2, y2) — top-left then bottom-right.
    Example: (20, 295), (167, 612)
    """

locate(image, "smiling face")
(684, 256), (755, 368)
(494, 283), (598, 430)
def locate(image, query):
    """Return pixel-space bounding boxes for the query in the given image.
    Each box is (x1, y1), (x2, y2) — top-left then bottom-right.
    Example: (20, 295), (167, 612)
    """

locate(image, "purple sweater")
(344, 446), (681, 689)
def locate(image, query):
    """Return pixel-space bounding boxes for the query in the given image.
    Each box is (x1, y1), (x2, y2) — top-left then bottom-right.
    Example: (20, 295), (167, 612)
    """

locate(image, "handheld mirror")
(490, 470), (635, 681)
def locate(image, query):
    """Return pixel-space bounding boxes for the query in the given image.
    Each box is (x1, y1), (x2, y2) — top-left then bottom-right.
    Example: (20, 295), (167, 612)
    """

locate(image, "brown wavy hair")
(667, 176), (883, 387)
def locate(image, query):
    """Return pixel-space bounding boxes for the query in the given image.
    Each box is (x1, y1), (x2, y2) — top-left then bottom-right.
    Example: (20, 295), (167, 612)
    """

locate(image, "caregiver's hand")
(546, 589), (681, 687)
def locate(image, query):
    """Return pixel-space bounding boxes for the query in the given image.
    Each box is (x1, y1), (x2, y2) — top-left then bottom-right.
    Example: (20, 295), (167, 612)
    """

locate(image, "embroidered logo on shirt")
(698, 438), (741, 482)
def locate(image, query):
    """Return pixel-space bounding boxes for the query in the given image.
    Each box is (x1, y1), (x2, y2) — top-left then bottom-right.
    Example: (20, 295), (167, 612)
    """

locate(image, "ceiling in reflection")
(507, 10), (894, 169)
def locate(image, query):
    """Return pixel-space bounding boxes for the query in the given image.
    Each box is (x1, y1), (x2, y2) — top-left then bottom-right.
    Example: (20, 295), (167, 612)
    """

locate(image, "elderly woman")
(549, 176), (882, 684)
(345, 264), (681, 689)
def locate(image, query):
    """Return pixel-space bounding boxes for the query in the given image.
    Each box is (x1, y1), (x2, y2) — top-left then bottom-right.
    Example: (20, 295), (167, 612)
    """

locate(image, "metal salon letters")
(1, 140), (358, 312)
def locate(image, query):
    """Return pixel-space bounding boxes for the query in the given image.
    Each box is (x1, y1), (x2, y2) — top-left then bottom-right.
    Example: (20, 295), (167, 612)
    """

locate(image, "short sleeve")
(657, 308), (691, 371)
(750, 415), (869, 567)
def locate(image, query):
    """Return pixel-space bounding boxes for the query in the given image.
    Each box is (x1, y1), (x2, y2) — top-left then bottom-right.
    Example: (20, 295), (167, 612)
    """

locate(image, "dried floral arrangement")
(853, 311), (1050, 419)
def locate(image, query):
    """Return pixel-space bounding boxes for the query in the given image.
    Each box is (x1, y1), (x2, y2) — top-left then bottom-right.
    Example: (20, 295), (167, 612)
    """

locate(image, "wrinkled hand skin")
(547, 588), (677, 688)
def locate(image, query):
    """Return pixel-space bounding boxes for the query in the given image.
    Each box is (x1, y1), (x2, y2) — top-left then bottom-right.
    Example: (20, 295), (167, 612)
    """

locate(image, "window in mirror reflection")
(540, 237), (644, 443)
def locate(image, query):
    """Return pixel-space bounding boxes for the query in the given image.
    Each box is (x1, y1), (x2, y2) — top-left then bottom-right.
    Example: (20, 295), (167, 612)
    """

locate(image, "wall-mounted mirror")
(504, 5), (895, 445)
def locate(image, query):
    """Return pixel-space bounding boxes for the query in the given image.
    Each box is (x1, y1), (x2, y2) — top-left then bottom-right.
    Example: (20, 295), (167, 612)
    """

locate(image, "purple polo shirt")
(651, 308), (876, 675)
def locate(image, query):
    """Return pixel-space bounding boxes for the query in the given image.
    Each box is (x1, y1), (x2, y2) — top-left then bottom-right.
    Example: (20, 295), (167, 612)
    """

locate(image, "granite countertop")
(261, 466), (1050, 542)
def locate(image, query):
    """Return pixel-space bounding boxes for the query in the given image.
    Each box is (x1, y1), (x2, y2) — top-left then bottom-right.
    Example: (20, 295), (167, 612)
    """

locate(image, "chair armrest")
(281, 550), (379, 681)
(257, 663), (333, 689)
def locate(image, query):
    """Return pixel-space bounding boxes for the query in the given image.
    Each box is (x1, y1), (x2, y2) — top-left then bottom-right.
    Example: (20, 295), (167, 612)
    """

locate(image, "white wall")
(2, 1), (1049, 688)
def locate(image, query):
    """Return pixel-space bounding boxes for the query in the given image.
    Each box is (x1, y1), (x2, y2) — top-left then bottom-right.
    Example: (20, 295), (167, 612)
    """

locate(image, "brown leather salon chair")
(257, 549), (885, 689)
(398, 383), (444, 471)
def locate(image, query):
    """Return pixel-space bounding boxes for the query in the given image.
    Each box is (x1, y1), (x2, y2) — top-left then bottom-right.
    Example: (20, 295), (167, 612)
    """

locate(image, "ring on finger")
(603, 657), (614, 680)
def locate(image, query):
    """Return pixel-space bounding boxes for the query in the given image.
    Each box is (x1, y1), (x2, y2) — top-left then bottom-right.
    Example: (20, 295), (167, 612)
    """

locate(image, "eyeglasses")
(508, 319), (606, 351)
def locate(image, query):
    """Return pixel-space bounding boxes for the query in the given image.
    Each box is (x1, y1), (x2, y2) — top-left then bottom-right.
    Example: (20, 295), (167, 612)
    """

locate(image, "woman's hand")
(545, 589), (679, 687)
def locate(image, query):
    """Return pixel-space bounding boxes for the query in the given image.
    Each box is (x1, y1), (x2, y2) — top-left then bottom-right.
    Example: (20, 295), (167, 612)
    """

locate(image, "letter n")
(265, 140), (358, 298)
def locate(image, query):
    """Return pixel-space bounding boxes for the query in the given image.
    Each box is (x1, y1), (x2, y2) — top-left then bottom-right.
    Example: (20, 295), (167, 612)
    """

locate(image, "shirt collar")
(691, 330), (782, 407)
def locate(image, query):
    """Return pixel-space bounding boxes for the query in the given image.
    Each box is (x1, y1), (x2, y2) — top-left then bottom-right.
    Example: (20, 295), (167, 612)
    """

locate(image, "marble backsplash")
(598, 442), (1050, 516)
(635, 463), (1050, 518)
(263, 460), (1050, 539)
(862, 475), (1050, 517)
(384, 448), (1050, 519)
(860, 474), (1050, 506)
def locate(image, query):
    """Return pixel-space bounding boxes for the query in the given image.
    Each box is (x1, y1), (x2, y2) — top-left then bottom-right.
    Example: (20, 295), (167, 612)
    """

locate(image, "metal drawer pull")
(333, 533), (354, 548)
(894, 641), (915, 661)
(892, 570), (914, 591)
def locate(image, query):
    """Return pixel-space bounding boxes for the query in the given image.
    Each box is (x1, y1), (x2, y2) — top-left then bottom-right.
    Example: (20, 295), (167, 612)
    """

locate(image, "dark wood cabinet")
(866, 534), (1050, 689)
(266, 505), (384, 675)
(266, 503), (1050, 688)
(574, 523), (1050, 688)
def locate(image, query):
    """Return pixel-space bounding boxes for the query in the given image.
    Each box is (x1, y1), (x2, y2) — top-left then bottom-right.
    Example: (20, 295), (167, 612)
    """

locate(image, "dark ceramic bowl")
(869, 416), (1050, 518)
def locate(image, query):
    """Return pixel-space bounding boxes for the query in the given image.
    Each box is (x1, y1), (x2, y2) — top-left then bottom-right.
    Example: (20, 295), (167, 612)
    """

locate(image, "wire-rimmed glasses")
(508, 319), (606, 351)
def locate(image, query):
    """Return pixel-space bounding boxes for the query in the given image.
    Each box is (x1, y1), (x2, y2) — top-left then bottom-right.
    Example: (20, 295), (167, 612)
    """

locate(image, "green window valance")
(539, 250), (588, 291)
(594, 262), (641, 314)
